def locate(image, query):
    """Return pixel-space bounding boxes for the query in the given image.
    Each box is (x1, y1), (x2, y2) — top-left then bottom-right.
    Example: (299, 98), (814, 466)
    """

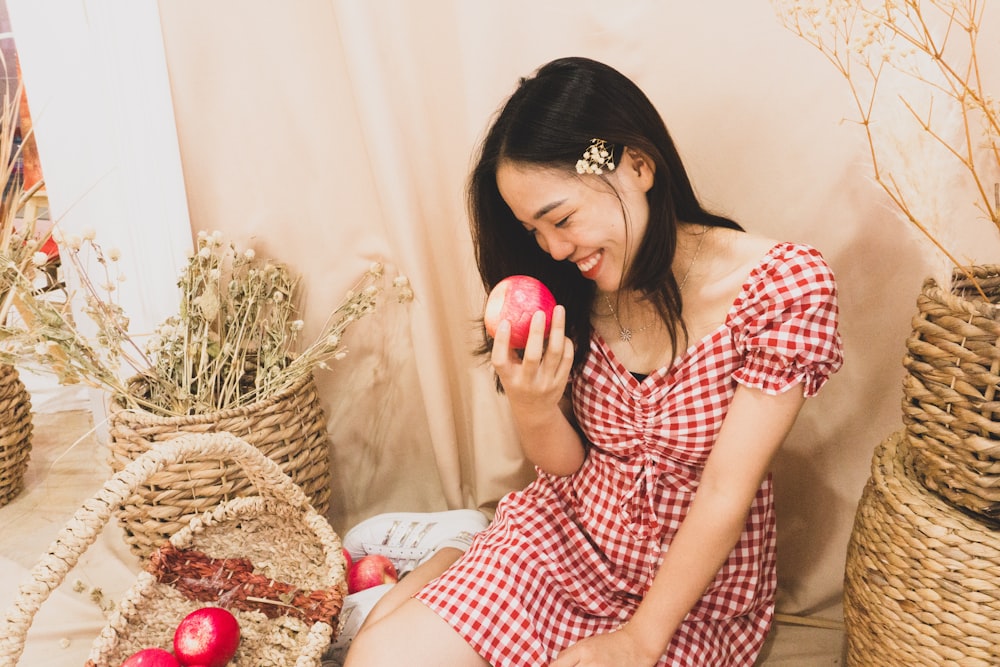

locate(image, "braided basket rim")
(109, 371), (320, 425)
(920, 265), (1000, 318)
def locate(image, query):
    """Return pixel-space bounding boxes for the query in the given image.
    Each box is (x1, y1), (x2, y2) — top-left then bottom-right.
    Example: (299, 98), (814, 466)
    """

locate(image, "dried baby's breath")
(0, 230), (413, 416)
(772, 0), (999, 284)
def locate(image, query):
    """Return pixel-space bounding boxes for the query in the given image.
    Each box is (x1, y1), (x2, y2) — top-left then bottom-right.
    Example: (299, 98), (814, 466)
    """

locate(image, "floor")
(1, 410), (140, 665)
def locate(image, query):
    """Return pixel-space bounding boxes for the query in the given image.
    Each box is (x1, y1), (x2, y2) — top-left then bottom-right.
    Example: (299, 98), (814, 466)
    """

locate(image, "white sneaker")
(342, 509), (489, 576)
(322, 582), (394, 666)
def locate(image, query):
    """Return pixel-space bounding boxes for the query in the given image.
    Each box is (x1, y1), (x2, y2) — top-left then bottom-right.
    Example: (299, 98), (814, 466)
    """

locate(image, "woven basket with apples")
(0, 432), (347, 667)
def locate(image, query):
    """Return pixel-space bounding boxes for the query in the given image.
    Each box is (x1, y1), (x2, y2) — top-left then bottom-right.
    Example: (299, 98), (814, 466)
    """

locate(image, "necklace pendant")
(619, 327), (633, 343)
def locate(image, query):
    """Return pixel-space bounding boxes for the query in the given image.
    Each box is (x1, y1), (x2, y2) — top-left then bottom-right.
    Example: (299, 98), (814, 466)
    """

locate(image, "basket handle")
(0, 431), (318, 666)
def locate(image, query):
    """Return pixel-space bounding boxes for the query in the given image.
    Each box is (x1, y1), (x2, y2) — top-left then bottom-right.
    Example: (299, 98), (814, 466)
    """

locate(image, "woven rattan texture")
(0, 431), (346, 667)
(844, 432), (1000, 667)
(87, 499), (344, 666)
(107, 373), (332, 558)
(902, 265), (1000, 521)
(0, 364), (32, 508)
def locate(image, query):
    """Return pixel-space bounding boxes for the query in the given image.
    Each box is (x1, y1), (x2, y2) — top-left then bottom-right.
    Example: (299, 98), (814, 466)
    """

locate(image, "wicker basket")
(108, 372), (332, 558)
(0, 363), (32, 508)
(0, 431), (346, 667)
(844, 431), (1000, 666)
(901, 265), (1000, 522)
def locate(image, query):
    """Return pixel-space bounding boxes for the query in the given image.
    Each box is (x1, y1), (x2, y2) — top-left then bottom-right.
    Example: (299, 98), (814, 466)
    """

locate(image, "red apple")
(483, 275), (557, 349)
(120, 647), (181, 667)
(347, 554), (399, 594)
(172, 607), (240, 667)
(342, 547), (353, 572)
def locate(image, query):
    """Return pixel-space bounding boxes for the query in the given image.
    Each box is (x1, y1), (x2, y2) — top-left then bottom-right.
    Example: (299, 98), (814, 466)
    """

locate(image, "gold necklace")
(604, 295), (642, 343)
(604, 226), (708, 343)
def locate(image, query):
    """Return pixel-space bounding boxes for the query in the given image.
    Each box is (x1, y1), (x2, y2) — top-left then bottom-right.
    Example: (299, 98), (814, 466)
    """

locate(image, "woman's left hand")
(548, 627), (660, 667)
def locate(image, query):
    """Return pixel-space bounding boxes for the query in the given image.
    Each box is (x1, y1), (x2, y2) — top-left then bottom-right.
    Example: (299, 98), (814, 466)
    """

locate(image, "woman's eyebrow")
(533, 199), (567, 220)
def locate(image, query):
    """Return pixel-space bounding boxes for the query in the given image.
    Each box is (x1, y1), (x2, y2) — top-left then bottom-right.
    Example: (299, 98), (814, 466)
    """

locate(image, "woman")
(342, 56), (843, 666)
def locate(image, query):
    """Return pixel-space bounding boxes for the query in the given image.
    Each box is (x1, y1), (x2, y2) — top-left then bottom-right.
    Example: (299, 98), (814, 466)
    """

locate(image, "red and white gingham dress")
(416, 242), (844, 666)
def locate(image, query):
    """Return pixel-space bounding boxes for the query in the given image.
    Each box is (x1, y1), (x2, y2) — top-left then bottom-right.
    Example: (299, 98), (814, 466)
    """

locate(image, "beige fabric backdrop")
(11, 0), (1000, 626)
(153, 1), (1000, 618)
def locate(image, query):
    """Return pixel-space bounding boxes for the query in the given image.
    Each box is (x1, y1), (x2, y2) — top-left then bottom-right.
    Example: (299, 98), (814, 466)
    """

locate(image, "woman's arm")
(550, 383), (807, 666)
(491, 306), (585, 476)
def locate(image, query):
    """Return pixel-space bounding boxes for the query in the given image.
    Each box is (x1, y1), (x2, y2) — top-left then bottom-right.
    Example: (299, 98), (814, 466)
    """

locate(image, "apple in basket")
(172, 607), (241, 667)
(120, 647), (181, 666)
(483, 275), (557, 350)
(347, 554), (399, 594)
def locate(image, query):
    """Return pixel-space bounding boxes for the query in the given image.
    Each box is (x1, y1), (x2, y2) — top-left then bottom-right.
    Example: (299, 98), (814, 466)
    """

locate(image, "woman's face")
(495, 152), (654, 293)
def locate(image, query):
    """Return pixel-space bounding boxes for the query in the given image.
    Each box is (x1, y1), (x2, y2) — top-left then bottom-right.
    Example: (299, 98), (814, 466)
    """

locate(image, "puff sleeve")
(730, 244), (844, 397)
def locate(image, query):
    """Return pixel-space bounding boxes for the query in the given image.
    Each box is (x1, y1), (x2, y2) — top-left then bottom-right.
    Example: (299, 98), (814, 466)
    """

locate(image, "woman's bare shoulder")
(708, 228), (780, 281)
(732, 229), (782, 260)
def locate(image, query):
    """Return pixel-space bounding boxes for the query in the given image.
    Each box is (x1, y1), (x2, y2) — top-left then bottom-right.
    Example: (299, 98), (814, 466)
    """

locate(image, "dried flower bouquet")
(0, 228), (413, 418)
(772, 0), (999, 283)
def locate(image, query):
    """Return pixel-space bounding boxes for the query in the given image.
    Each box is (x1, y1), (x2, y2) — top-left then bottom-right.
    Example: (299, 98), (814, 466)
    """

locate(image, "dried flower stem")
(773, 0), (999, 295)
(0, 66), (52, 325)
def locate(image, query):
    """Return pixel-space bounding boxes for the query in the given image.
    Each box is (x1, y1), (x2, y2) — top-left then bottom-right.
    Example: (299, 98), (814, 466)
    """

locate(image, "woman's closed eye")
(522, 216), (569, 236)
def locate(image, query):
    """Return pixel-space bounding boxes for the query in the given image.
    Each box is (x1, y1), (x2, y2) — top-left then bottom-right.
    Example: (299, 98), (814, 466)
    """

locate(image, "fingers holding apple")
(535, 304), (574, 379)
(520, 308), (556, 363)
(484, 275), (557, 350)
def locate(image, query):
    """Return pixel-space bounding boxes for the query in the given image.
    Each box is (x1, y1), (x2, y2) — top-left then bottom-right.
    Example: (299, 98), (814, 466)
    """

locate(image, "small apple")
(120, 647), (181, 667)
(342, 547), (353, 572)
(483, 275), (557, 349)
(172, 607), (240, 667)
(347, 554), (399, 594)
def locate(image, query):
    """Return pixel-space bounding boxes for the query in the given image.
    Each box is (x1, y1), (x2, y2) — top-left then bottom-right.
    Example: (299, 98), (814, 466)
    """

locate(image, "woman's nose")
(537, 231), (574, 261)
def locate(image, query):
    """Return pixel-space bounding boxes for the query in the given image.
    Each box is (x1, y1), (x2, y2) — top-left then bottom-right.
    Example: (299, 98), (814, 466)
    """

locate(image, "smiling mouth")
(576, 251), (602, 276)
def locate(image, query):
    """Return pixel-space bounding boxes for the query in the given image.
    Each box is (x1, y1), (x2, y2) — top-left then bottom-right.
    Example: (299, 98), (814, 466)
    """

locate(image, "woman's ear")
(621, 147), (656, 192)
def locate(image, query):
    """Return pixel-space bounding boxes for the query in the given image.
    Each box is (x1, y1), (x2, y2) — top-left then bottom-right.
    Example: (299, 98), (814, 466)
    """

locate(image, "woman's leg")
(344, 547), (488, 665)
(362, 546), (463, 626)
(325, 548), (467, 664)
(345, 599), (489, 666)
(329, 510), (491, 664)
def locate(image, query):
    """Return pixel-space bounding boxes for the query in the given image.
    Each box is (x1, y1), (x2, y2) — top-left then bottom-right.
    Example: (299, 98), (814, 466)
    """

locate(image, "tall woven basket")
(901, 265), (1000, 521)
(107, 372), (332, 558)
(0, 431), (346, 667)
(844, 431), (1000, 666)
(0, 363), (32, 508)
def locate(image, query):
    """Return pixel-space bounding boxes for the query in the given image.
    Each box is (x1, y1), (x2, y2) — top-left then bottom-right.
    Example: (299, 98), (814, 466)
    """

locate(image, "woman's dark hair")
(469, 56), (742, 376)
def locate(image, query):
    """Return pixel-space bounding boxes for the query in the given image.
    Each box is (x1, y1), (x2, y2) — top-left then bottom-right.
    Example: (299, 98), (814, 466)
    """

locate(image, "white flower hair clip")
(576, 138), (616, 175)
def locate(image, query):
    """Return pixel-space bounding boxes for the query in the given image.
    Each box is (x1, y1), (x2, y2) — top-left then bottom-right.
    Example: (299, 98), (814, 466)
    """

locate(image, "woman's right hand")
(491, 305), (584, 476)
(491, 304), (575, 413)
